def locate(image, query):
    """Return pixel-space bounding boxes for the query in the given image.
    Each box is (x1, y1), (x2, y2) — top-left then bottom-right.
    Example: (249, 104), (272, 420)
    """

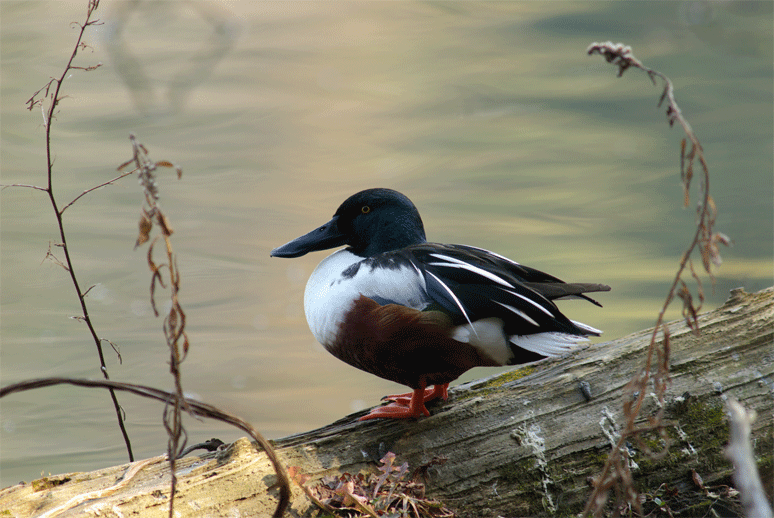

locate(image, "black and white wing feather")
(400, 243), (610, 338)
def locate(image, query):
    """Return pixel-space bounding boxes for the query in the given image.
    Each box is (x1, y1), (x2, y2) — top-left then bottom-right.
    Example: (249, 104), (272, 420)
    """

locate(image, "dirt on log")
(1, 286), (772, 517)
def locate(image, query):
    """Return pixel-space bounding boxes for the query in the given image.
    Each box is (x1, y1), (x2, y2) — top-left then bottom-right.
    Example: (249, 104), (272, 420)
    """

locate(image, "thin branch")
(0, 183), (48, 192)
(26, 78), (57, 112)
(42, 241), (70, 272)
(102, 338), (123, 364)
(23, 0), (134, 461)
(0, 377), (290, 518)
(59, 169), (137, 214)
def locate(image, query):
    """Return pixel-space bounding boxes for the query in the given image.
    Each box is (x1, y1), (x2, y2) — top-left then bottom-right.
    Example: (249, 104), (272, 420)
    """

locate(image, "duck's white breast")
(303, 249), (429, 347)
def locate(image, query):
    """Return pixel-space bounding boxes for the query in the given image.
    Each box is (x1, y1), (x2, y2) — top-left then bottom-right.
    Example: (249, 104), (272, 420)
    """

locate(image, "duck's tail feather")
(525, 282), (611, 308)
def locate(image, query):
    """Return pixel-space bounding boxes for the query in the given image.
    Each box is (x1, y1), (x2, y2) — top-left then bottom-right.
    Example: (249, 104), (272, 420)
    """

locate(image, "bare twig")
(584, 42), (730, 517)
(0, 377), (291, 518)
(42, 241), (70, 272)
(0, 183), (48, 192)
(102, 338), (123, 364)
(59, 168), (137, 214)
(16, 0), (134, 462)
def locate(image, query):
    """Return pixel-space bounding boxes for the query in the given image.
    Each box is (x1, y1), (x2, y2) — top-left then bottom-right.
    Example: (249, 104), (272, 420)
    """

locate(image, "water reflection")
(102, 0), (241, 114)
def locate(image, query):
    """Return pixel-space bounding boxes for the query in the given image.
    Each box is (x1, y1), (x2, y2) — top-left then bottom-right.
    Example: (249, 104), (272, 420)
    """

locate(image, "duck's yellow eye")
(361, 205), (370, 214)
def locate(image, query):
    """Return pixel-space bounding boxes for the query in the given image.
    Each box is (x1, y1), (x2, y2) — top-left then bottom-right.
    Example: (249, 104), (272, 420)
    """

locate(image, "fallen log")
(2, 287), (772, 517)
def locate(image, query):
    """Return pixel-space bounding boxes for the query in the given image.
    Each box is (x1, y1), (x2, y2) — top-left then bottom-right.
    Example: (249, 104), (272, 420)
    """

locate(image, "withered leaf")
(692, 469), (704, 490)
(135, 211), (153, 249)
(677, 281), (699, 333)
(689, 260), (705, 311)
(155, 160), (183, 179)
(683, 165), (693, 207)
(156, 211), (174, 237)
(713, 232), (732, 247)
(287, 466), (310, 486)
(706, 194), (717, 222)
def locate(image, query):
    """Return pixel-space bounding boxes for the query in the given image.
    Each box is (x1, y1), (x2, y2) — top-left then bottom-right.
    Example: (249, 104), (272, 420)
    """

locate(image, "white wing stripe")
(571, 319), (602, 335)
(406, 258), (423, 278)
(503, 289), (555, 317)
(494, 302), (540, 327)
(426, 271), (475, 330)
(428, 255), (513, 288)
(428, 253), (468, 265)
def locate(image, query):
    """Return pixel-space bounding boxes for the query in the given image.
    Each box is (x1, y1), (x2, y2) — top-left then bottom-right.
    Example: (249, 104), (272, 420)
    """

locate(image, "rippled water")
(1, 1), (771, 487)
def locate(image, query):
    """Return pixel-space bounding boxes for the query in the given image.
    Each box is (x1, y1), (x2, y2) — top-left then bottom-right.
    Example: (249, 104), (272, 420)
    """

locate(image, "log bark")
(2, 287), (772, 517)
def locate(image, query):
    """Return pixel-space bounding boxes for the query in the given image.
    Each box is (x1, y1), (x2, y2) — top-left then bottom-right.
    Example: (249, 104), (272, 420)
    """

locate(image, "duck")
(271, 188), (610, 420)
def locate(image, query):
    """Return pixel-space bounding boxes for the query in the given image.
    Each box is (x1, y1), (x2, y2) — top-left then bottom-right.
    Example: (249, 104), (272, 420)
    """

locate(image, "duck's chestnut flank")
(271, 188), (610, 420)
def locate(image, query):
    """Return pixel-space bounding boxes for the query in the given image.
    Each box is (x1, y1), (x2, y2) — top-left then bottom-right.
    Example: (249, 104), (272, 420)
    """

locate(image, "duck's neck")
(351, 212), (427, 257)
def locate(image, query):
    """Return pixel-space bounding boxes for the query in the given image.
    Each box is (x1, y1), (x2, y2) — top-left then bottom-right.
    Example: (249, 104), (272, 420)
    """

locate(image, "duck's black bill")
(270, 216), (346, 258)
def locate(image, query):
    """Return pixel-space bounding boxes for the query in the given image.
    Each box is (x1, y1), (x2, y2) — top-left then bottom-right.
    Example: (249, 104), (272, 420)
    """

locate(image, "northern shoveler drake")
(271, 188), (610, 420)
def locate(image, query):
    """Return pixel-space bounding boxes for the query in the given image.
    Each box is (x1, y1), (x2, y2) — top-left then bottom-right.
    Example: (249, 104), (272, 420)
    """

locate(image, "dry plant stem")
(18, 0), (135, 462)
(159, 233), (187, 518)
(120, 134), (195, 518)
(584, 42), (722, 517)
(725, 399), (773, 518)
(0, 377), (291, 518)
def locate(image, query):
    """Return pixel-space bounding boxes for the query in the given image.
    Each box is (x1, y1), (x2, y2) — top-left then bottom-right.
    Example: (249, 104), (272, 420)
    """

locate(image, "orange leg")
(358, 383), (449, 421)
(382, 383), (448, 406)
